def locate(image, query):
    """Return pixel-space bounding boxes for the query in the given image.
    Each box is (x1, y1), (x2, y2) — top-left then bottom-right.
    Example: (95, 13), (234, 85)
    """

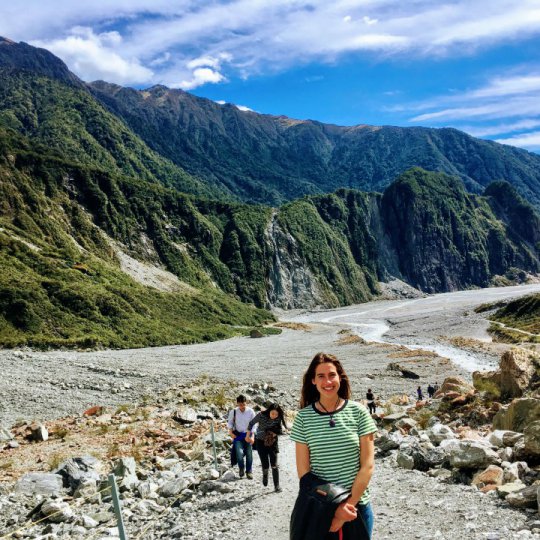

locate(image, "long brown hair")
(300, 352), (351, 408)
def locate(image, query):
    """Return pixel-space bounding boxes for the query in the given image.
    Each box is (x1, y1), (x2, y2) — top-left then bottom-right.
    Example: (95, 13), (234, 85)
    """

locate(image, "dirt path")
(250, 436), (536, 540)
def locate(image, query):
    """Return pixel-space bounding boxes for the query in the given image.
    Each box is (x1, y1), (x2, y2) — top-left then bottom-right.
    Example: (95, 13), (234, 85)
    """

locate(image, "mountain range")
(0, 37), (539, 349)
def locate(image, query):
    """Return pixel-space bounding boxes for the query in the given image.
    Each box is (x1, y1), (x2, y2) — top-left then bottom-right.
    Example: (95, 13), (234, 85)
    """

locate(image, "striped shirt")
(290, 400), (377, 505)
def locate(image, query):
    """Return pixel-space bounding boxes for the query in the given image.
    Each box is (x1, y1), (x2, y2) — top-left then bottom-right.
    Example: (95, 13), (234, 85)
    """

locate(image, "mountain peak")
(0, 37), (82, 87)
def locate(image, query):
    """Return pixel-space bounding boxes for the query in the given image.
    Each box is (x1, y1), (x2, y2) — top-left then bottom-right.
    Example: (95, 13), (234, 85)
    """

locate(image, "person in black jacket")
(246, 402), (287, 492)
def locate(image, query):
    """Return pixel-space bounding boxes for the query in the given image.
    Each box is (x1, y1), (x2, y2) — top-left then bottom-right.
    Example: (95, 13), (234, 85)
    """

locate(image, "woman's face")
(312, 362), (340, 398)
(269, 409), (279, 420)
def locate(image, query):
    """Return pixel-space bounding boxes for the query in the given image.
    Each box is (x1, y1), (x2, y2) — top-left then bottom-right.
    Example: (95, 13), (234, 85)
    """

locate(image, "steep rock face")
(380, 168), (540, 292)
(265, 211), (325, 309)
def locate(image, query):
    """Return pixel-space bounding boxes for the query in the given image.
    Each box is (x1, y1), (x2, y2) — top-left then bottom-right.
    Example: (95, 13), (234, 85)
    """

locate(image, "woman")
(290, 353), (377, 538)
(246, 402), (287, 492)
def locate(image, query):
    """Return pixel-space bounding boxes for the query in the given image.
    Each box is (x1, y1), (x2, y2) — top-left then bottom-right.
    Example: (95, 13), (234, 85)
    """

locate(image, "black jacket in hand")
(289, 472), (369, 540)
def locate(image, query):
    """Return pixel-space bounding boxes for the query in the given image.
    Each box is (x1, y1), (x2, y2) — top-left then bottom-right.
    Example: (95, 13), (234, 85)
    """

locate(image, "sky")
(1, 1), (540, 151)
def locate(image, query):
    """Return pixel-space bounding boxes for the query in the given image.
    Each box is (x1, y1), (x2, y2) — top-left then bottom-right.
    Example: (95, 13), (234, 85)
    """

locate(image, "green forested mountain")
(0, 37), (539, 349)
(89, 81), (540, 207)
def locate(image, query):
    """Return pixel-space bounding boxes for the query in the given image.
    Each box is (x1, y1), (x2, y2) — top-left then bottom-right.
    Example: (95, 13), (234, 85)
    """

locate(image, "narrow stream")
(291, 284), (540, 373)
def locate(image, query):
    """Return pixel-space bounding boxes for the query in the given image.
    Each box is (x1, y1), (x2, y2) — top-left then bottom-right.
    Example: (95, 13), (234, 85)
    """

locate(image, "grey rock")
(41, 500), (74, 523)
(441, 440), (500, 469)
(506, 485), (540, 509)
(488, 430), (523, 448)
(220, 470), (237, 482)
(158, 477), (186, 497)
(0, 426), (13, 442)
(427, 423), (456, 445)
(15, 473), (63, 496)
(81, 515), (99, 528)
(173, 406), (198, 425)
(54, 456), (101, 492)
(113, 457), (138, 491)
(375, 431), (403, 453)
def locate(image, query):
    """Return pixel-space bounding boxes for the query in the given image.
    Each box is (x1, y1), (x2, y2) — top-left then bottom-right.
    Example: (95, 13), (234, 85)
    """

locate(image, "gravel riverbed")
(1, 285), (540, 539)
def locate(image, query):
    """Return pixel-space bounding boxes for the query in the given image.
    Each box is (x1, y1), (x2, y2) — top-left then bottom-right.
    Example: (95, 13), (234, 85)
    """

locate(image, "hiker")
(227, 395), (256, 479)
(417, 386), (423, 401)
(290, 352), (377, 539)
(246, 402), (287, 492)
(366, 388), (376, 414)
(427, 384), (435, 399)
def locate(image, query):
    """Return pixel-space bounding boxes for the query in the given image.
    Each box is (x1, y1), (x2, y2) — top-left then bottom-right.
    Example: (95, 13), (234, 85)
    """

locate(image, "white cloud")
(399, 68), (540, 150)
(496, 131), (540, 149)
(235, 104), (253, 112)
(174, 67), (225, 90)
(4, 1), (540, 93)
(31, 27), (153, 84)
(458, 119), (540, 137)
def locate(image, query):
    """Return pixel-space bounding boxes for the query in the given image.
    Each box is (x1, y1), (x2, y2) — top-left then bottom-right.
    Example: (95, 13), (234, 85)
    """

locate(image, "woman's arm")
(246, 412), (261, 442)
(347, 432), (375, 506)
(295, 442), (311, 479)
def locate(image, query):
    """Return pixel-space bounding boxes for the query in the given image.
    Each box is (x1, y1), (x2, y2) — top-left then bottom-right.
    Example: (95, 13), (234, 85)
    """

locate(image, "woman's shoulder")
(295, 404), (316, 417)
(346, 400), (370, 414)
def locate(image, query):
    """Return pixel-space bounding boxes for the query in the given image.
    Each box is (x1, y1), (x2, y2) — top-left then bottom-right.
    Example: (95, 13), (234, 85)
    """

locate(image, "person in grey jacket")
(246, 402), (287, 491)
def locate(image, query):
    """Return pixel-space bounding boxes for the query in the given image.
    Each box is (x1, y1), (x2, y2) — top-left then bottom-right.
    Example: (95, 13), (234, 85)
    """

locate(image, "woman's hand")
(334, 502), (357, 522)
(329, 517), (345, 533)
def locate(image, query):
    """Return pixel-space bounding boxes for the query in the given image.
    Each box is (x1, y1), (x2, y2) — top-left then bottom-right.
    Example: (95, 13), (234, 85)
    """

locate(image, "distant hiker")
(416, 386), (423, 401)
(246, 402), (287, 492)
(366, 388), (376, 414)
(427, 384), (435, 399)
(290, 352), (377, 539)
(434, 381), (440, 394)
(227, 395), (256, 479)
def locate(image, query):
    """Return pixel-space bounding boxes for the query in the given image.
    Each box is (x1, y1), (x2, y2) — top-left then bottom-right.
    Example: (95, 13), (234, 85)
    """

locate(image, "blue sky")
(1, 1), (540, 150)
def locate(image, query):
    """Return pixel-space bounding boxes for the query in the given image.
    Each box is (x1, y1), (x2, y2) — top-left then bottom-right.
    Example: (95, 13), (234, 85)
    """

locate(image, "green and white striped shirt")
(290, 400), (377, 505)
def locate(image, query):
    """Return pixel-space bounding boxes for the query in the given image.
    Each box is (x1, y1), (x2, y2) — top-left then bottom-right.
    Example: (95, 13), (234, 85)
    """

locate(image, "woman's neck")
(318, 394), (341, 411)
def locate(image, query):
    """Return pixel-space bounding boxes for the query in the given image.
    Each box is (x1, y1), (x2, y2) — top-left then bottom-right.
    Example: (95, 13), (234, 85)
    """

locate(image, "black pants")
(368, 402), (376, 414)
(256, 440), (278, 469)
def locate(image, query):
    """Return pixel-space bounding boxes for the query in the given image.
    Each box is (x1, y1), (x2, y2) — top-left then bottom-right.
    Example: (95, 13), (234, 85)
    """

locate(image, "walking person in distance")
(365, 388), (376, 415)
(227, 395), (256, 479)
(246, 402), (287, 492)
(291, 352), (377, 538)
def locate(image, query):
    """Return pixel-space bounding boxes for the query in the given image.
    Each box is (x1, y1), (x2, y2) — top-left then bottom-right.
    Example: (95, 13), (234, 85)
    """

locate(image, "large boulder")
(524, 420), (540, 457)
(15, 473), (64, 496)
(493, 398), (540, 432)
(506, 485), (539, 509)
(471, 465), (504, 488)
(488, 430), (523, 448)
(440, 440), (500, 469)
(375, 431), (404, 454)
(434, 377), (474, 398)
(54, 456), (101, 492)
(426, 423), (456, 445)
(396, 441), (446, 471)
(113, 457), (139, 491)
(499, 348), (539, 398)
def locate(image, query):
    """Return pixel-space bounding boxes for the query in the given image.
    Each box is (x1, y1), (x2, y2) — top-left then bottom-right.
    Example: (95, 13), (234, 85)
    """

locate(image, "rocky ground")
(1, 286), (540, 539)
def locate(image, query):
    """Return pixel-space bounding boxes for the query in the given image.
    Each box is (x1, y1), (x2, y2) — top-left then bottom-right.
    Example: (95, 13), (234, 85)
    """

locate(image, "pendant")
(329, 419), (336, 428)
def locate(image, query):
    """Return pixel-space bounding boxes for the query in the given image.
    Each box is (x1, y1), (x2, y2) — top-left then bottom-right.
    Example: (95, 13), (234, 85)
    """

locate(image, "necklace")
(318, 397), (341, 427)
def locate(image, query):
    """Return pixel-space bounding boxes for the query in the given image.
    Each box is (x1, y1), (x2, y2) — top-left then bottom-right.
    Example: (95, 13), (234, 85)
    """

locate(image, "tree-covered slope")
(89, 82), (540, 207)
(489, 294), (540, 342)
(0, 130), (272, 348)
(1, 125), (539, 348)
(0, 39), (228, 201)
